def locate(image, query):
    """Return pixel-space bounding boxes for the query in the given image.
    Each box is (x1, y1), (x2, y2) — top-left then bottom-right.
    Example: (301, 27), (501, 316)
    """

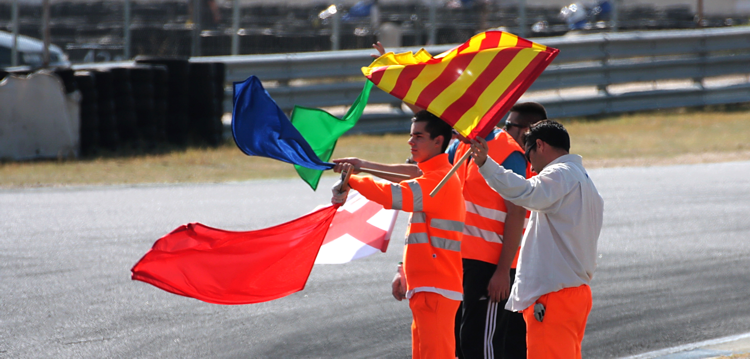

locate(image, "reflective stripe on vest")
(464, 200), (506, 243)
(406, 213), (463, 252)
(464, 224), (502, 244)
(431, 236), (461, 252)
(391, 181), (422, 211)
(412, 212), (426, 223)
(407, 181), (423, 212)
(407, 232), (429, 244)
(465, 200), (507, 222)
(390, 184), (403, 210)
(431, 218), (464, 232)
(406, 233), (461, 252)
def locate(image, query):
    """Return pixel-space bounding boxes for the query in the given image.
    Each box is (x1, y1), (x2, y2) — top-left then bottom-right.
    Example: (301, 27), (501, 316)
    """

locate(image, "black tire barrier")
(110, 67), (139, 142)
(151, 65), (169, 142)
(210, 62), (226, 146)
(129, 65), (157, 144)
(53, 68), (78, 94)
(135, 56), (190, 145)
(188, 62), (217, 145)
(74, 71), (99, 155)
(93, 70), (119, 150)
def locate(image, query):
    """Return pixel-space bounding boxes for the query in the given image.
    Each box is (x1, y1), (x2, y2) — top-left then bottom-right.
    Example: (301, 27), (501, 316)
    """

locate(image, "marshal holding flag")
(362, 31), (558, 140)
(133, 31), (558, 309)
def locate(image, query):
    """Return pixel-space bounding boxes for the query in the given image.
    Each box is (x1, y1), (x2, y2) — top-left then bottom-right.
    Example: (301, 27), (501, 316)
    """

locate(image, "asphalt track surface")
(2, 160), (750, 358)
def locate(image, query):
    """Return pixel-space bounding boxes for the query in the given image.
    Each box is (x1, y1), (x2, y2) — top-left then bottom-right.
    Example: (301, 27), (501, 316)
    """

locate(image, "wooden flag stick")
(337, 164), (354, 192)
(429, 150), (471, 197)
(359, 167), (412, 180)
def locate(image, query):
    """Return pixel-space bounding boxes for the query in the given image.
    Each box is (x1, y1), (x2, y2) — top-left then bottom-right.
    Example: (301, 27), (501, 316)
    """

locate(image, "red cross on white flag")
(314, 191), (399, 264)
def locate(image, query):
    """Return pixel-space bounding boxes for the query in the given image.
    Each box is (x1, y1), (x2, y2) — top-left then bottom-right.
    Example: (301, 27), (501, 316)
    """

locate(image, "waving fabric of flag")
(291, 81), (374, 191)
(131, 205), (338, 305)
(315, 191), (398, 264)
(232, 76), (334, 171)
(362, 31), (559, 140)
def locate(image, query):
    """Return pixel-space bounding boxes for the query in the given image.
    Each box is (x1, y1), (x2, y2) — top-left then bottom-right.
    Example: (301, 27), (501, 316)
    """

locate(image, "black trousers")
(455, 259), (526, 359)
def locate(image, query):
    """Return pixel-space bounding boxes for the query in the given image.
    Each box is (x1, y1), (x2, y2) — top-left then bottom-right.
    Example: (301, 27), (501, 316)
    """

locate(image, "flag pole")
(359, 167), (412, 180)
(429, 150), (471, 197)
(338, 164), (354, 192)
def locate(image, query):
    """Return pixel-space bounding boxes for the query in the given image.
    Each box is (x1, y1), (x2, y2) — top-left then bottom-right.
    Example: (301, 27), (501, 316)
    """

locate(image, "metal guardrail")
(192, 27), (750, 133)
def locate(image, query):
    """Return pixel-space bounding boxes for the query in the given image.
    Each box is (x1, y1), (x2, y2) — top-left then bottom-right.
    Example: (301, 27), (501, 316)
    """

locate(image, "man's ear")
(434, 134), (445, 149)
(536, 138), (545, 153)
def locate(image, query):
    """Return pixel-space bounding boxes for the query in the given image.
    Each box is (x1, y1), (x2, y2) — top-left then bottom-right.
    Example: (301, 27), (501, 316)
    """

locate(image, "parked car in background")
(0, 30), (70, 69)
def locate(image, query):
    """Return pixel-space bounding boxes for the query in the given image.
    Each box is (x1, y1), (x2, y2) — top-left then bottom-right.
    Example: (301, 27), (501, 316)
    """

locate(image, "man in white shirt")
(468, 120), (604, 358)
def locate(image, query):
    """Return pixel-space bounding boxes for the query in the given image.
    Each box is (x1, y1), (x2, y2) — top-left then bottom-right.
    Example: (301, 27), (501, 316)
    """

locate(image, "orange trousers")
(522, 284), (592, 359)
(408, 292), (460, 359)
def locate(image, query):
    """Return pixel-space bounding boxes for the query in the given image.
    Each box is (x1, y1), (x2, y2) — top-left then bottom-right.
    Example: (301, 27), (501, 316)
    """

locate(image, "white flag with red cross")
(314, 191), (399, 264)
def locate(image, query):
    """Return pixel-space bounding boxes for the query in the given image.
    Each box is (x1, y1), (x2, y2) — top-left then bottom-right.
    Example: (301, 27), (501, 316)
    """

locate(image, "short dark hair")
(510, 102), (547, 127)
(412, 110), (454, 153)
(524, 120), (570, 153)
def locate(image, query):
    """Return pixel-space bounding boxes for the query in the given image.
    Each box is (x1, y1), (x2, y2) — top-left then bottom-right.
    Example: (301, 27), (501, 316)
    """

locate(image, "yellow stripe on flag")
(454, 48), (540, 135)
(361, 65), (380, 77)
(393, 52), (422, 65)
(499, 32), (520, 50)
(460, 32), (488, 55)
(378, 65), (406, 94)
(427, 49), (500, 117)
(401, 59), (451, 105)
(413, 49), (434, 63)
(369, 53), (400, 67)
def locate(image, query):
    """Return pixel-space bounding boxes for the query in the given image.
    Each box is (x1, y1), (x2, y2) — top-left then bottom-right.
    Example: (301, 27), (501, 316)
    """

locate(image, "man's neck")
(542, 151), (569, 169)
(417, 152), (442, 164)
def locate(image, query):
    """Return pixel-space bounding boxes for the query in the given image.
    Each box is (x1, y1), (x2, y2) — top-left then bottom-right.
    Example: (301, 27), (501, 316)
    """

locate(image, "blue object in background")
(347, 0), (372, 18)
(232, 76), (334, 171)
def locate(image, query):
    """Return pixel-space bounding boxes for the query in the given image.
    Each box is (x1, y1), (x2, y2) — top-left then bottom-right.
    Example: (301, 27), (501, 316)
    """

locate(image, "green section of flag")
(291, 81), (374, 190)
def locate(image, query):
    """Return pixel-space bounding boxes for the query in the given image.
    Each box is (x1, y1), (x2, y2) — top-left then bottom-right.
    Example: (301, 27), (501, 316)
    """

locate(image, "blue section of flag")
(231, 76), (334, 171)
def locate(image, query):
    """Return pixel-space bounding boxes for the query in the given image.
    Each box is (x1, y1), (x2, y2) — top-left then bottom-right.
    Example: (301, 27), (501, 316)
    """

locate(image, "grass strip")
(2, 107), (749, 188)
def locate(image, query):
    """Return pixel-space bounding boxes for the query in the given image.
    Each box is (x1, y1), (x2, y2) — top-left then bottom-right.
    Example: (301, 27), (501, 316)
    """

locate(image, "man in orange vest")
(332, 110), (465, 359)
(333, 101), (547, 358)
(448, 102), (547, 359)
(470, 120), (604, 359)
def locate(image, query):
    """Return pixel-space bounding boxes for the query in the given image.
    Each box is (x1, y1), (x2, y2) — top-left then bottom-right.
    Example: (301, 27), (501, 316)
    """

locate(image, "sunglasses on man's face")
(505, 122), (527, 131)
(525, 143), (536, 163)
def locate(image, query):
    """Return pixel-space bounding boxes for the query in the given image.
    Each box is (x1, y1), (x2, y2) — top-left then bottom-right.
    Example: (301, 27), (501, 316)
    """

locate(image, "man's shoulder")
(544, 155), (588, 180)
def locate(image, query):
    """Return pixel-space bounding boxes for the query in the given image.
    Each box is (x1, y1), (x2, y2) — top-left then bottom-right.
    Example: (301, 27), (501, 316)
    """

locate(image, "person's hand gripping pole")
(331, 163), (353, 205)
(429, 137), (490, 197)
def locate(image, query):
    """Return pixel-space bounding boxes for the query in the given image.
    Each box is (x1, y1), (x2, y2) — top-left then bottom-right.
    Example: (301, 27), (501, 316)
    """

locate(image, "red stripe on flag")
(471, 50), (557, 139)
(479, 31), (502, 50)
(414, 52), (479, 113)
(515, 37), (534, 49)
(368, 67), (386, 86)
(438, 48), (524, 124)
(454, 41), (473, 55)
(389, 64), (426, 100)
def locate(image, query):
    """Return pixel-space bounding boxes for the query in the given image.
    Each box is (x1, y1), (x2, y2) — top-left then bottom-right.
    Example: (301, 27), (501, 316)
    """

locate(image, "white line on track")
(620, 332), (750, 359)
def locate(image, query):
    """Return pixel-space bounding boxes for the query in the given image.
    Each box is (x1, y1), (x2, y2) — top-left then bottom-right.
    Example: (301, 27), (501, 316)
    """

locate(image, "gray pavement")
(621, 332), (750, 358)
(2, 160), (750, 358)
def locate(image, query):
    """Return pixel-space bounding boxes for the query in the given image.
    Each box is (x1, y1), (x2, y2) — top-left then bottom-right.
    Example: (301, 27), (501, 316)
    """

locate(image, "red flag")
(131, 205), (338, 305)
(315, 191), (398, 264)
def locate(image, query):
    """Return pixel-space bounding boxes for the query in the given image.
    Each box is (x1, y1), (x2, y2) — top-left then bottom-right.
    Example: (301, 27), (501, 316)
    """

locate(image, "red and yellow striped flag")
(362, 31), (559, 140)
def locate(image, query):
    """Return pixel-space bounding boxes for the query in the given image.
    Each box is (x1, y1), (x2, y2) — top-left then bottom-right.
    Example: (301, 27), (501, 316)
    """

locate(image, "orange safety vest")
(454, 130), (531, 267)
(349, 153), (465, 300)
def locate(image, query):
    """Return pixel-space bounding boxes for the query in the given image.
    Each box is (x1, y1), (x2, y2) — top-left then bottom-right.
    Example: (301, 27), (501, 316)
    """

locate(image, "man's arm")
(471, 138), (571, 212)
(333, 157), (422, 183)
(487, 200), (524, 302)
(485, 151), (526, 302)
